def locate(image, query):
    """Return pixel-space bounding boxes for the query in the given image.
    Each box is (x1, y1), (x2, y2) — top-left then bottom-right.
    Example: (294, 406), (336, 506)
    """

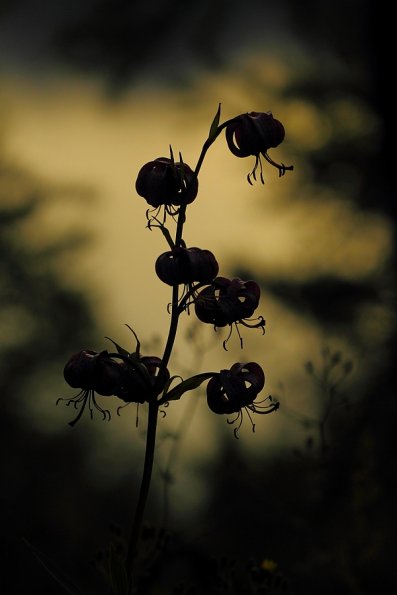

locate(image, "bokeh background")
(1, 1), (395, 593)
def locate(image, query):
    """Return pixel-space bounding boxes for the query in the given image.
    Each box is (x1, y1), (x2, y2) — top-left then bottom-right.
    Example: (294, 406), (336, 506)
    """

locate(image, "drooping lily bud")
(135, 157), (198, 207)
(155, 246), (219, 286)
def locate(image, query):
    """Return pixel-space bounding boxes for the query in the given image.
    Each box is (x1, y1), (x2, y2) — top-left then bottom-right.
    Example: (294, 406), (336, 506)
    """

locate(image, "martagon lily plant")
(57, 105), (293, 594)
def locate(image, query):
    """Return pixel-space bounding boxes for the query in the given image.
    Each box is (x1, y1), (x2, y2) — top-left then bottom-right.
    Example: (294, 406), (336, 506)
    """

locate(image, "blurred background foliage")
(0, 0), (395, 593)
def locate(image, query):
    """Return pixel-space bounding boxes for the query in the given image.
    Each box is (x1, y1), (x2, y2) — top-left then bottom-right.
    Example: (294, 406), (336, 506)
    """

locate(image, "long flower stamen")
(263, 152), (293, 177)
(247, 154), (265, 185)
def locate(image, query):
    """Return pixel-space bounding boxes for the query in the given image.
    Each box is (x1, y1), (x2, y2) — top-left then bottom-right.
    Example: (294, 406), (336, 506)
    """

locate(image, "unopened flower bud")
(155, 246), (219, 286)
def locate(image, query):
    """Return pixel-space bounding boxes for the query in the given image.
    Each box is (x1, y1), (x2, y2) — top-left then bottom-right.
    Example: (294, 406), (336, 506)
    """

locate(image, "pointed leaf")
(105, 337), (130, 358)
(159, 374), (184, 401)
(162, 372), (215, 403)
(169, 144), (175, 165)
(178, 151), (185, 186)
(208, 103), (221, 143)
(162, 374), (183, 394)
(109, 546), (129, 595)
(125, 324), (141, 355)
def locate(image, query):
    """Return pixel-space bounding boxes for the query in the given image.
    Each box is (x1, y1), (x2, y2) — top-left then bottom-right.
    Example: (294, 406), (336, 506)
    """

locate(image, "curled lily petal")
(207, 362), (276, 437)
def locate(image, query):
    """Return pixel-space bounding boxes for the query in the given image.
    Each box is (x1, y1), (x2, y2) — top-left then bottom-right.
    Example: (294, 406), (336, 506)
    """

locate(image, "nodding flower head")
(135, 157), (198, 208)
(194, 276), (265, 348)
(206, 362), (279, 437)
(64, 350), (123, 396)
(155, 246), (219, 286)
(59, 349), (169, 426)
(225, 111), (293, 184)
(60, 350), (126, 427)
(116, 355), (170, 404)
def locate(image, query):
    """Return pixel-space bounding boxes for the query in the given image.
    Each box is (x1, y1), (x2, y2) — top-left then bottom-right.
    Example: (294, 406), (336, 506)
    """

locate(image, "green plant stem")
(126, 398), (159, 591)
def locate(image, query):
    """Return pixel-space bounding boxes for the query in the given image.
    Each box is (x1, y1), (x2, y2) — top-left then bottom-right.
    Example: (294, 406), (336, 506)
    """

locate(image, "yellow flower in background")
(260, 558), (278, 573)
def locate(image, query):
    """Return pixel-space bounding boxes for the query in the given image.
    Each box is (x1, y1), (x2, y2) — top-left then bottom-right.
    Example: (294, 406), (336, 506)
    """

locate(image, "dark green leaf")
(163, 372), (215, 402)
(161, 374), (183, 398)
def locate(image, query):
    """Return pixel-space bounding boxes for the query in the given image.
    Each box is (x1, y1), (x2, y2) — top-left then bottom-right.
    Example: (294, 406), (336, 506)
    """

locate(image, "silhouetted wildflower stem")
(126, 289), (180, 590)
(126, 398), (159, 589)
(59, 106), (291, 595)
(126, 115), (283, 587)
